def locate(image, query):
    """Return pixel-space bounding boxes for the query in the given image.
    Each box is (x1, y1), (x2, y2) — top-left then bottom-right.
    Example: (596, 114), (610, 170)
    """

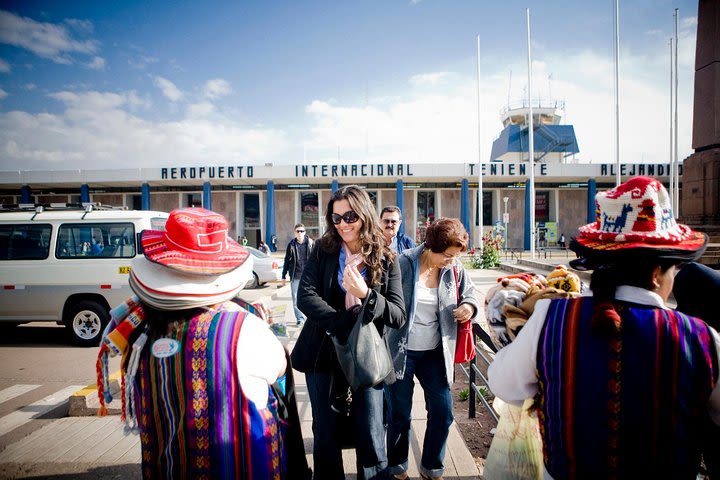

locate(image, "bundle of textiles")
(484, 266), (584, 349)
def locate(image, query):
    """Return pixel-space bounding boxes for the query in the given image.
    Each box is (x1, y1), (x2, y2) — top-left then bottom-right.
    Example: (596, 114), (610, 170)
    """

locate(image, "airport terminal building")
(0, 160), (679, 251)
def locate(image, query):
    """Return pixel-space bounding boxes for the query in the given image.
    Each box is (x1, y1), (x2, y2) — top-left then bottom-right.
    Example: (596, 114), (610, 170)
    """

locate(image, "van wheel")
(65, 301), (109, 346)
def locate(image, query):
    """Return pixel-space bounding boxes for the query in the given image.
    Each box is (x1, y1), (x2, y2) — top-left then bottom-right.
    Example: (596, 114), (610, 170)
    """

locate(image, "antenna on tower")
(507, 69), (512, 108)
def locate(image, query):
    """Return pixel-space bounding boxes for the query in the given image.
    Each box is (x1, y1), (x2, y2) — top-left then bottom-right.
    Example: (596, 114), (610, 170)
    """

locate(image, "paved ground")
(0, 267), (512, 479)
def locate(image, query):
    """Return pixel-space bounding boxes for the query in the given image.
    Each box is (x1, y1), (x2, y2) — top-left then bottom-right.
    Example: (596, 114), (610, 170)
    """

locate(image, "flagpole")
(526, 8), (536, 259)
(673, 8), (680, 215)
(669, 37), (674, 211)
(476, 35), (484, 253)
(613, 0), (621, 186)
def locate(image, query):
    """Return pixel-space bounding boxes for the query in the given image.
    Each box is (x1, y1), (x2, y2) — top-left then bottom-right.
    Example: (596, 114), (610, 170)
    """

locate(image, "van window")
(57, 222), (136, 259)
(0, 224), (52, 260)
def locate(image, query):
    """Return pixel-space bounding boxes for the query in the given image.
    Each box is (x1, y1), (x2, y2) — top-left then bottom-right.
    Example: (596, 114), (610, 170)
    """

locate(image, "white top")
(408, 284), (440, 351)
(221, 302), (287, 407)
(488, 286), (720, 480)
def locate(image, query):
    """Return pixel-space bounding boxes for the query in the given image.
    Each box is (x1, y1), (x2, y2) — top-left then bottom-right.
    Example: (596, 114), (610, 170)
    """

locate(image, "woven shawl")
(136, 309), (284, 479)
(536, 297), (718, 480)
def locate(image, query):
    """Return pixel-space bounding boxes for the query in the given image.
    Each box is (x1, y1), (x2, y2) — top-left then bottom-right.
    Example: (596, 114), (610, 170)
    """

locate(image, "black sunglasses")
(295, 229), (305, 233)
(331, 210), (360, 225)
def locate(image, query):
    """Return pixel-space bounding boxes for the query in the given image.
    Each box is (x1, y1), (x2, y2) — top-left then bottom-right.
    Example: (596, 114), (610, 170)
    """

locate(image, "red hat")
(571, 176), (706, 266)
(141, 208), (249, 275)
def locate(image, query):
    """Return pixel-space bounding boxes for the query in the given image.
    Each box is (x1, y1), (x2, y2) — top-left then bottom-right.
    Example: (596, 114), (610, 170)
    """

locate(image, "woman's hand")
(343, 264), (369, 299)
(453, 303), (474, 323)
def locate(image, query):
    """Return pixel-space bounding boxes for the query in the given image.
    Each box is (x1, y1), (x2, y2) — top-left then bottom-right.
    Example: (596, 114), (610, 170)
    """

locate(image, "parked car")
(0, 203), (169, 345)
(245, 246), (282, 288)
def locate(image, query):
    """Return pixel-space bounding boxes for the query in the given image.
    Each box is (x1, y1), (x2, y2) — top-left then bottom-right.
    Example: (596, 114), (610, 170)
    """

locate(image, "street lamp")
(502, 197), (509, 252)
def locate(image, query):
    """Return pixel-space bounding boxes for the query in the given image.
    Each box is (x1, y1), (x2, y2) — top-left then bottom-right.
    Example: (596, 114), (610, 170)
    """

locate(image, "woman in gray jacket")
(386, 218), (479, 480)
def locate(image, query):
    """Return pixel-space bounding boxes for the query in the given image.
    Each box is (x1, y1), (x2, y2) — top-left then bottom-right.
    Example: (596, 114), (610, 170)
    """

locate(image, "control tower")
(489, 100), (580, 163)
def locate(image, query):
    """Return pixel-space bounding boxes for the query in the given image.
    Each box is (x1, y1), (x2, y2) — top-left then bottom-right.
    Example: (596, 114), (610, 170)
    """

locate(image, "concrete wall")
(92, 194), (124, 207)
(211, 191), (237, 239)
(558, 190), (588, 240)
(275, 191), (296, 247)
(441, 189), (461, 219)
(152, 193), (180, 213)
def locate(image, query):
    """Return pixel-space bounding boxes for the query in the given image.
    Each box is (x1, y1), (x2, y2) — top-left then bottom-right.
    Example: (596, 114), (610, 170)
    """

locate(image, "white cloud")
(86, 56), (105, 70)
(64, 18), (93, 34)
(24, 83), (36, 91)
(0, 10), (99, 64)
(203, 78), (232, 100)
(187, 102), (215, 117)
(0, 88), (7, 100)
(153, 76), (183, 102)
(0, 58), (10, 73)
(409, 72), (451, 86)
(0, 88), (289, 169)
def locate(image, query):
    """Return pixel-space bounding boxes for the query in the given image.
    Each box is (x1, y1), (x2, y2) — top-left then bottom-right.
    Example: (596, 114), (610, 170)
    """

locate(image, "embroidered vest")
(136, 310), (283, 479)
(536, 297), (718, 480)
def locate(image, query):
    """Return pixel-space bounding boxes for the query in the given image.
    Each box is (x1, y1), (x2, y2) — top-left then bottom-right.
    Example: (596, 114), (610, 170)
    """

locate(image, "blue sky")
(0, 0), (699, 170)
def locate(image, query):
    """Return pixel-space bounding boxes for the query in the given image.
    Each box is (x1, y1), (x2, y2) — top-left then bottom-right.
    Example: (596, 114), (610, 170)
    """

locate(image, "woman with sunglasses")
(385, 217), (479, 480)
(291, 185), (406, 480)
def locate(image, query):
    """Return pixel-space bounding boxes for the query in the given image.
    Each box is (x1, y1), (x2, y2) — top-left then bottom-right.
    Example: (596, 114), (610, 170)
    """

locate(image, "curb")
(68, 370), (122, 416)
(68, 283), (293, 417)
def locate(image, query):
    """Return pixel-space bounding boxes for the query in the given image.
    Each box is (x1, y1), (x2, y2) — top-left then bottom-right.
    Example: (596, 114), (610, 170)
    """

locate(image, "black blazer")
(290, 240), (406, 373)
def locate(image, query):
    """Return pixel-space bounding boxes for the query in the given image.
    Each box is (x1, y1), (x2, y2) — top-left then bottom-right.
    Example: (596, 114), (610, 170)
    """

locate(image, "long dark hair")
(318, 185), (393, 286)
(589, 257), (678, 334)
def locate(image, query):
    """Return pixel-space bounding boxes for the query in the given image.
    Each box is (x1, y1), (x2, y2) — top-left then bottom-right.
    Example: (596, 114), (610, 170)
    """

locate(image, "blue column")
(265, 181), (276, 252)
(524, 180), (531, 250)
(587, 178), (597, 224)
(20, 185), (31, 204)
(202, 182), (212, 210)
(460, 178), (470, 239)
(80, 184), (90, 203)
(331, 179), (339, 193)
(396, 179), (405, 236)
(141, 183), (151, 211)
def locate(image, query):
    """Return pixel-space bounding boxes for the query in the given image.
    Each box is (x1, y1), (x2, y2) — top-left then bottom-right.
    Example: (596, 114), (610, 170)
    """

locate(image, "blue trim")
(460, 179), (470, 241)
(396, 179), (405, 236)
(587, 178), (597, 224)
(202, 182), (212, 210)
(20, 185), (31, 204)
(80, 184), (90, 203)
(141, 183), (150, 210)
(524, 180), (531, 250)
(331, 179), (339, 193)
(490, 124), (579, 160)
(265, 181), (276, 251)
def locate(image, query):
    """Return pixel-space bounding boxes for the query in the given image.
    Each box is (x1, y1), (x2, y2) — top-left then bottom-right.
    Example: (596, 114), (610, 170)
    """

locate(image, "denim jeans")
(387, 346), (453, 478)
(306, 372), (389, 480)
(291, 278), (306, 323)
(353, 382), (389, 479)
(306, 372), (344, 479)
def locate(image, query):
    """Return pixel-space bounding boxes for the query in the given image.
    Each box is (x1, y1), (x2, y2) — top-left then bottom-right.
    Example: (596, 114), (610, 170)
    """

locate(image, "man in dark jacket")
(381, 206), (416, 254)
(282, 223), (314, 326)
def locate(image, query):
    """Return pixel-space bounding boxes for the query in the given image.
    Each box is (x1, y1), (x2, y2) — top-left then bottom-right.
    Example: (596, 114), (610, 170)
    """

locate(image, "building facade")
(0, 161), (680, 251)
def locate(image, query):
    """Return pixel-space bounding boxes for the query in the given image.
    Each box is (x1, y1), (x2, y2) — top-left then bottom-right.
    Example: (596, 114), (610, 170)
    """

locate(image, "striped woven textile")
(536, 297), (718, 480)
(136, 310), (284, 479)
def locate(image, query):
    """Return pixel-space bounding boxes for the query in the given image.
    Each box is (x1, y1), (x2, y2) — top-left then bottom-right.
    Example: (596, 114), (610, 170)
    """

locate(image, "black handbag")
(330, 309), (395, 390)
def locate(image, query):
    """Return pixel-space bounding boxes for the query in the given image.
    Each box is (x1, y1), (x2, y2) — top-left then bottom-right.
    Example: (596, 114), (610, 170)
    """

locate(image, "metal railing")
(457, 324), (499, 424)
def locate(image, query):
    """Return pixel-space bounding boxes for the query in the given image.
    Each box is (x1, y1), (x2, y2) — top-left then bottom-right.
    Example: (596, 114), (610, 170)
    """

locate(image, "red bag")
(453, 267), (476, 363)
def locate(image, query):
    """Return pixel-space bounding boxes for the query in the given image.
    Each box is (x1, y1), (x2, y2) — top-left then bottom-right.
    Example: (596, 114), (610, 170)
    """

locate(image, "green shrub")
(467, 231), (504, 269)
(458, 388), (470, 402)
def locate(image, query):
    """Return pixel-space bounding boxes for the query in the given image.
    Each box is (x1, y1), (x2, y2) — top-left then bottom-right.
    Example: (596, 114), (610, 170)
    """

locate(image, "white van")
(0, 204), (168, 345)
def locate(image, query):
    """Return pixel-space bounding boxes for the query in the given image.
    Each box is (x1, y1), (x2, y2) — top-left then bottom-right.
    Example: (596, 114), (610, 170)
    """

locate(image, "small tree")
(467, 231), (504, 269)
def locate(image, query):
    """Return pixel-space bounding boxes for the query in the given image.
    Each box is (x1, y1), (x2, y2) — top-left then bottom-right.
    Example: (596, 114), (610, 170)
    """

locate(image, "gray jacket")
(385, 244), (480, 385)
